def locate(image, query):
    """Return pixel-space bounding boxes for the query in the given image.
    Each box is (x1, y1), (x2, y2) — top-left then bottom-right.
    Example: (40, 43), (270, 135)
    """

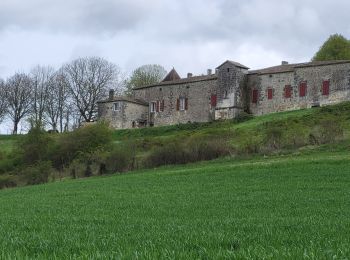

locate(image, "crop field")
(0, 149), (350, 259)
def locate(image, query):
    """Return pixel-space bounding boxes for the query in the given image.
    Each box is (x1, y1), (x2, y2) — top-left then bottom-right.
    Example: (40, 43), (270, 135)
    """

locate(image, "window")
(267, 88), (273, 100)
(176, 97), (188, 111)
(284, 85), (292, 98)
(299, 82), (307, 97)
(322, 80), (330, 96)
(150, 102), (157, 113)
(252, 89), (258, 103)
(160, 100), (165, 112)
(113, 102), (121, 111)
(211, 94), (217, 107)
(224, 90), (228, 98)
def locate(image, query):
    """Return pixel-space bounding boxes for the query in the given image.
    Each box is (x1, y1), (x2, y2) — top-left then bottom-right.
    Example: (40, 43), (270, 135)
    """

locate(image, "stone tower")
(215, 60), (249, 119)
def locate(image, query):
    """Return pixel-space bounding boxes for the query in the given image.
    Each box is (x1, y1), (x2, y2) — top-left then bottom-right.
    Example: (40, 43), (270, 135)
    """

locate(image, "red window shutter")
(285, 85), (292, 98)
(176, 99), (180, 111)
(211, 94), (217, 107)
(161, 100), (165, 111)
(252, 89), (258, 103)
(185, 98), (188, 110)
(299, 82), (307, 97)
(322, 80), (330, 95)
(267, 88), (273, 100)
(156, 101), (160, 112)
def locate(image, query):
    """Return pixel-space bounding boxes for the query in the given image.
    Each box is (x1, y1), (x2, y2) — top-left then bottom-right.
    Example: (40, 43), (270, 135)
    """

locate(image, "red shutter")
(285, 85), (292, 98)
(252, 89), (258, 103)
(156, 101), (160, 112)
(161, 100), (165, 111)
(322, 80), (330, 96)
(299, 82), (307, 97)
(176, 99), (180, 111)
(267, 88), (273, 100)
(211, 94), (217, 107)
(185, 98), (188, 110)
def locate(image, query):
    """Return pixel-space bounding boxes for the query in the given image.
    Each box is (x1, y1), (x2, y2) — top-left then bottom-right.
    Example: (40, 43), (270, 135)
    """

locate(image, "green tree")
(125, 64), (167, 96)
(312, 34), (350, 61)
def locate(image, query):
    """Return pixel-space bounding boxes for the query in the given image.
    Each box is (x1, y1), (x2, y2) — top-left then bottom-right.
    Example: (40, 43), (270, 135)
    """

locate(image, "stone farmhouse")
(97, 60), (350, 129)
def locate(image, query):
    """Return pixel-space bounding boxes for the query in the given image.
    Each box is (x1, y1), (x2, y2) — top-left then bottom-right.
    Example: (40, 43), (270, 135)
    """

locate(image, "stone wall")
(133, 78), (218, 126)
(215, 62), (248, 119)
(247, 63), (350, 115)
(98, 101), (148, 129)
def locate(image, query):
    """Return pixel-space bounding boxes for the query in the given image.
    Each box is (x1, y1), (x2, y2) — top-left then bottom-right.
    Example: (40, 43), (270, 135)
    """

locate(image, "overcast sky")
(0, 0), (349, 133)
(1, 0), (349, 79)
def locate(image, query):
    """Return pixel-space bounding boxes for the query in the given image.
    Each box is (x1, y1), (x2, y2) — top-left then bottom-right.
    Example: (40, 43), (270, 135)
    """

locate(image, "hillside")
(0, 149), (349, 258)
(1, 102), (350, 189)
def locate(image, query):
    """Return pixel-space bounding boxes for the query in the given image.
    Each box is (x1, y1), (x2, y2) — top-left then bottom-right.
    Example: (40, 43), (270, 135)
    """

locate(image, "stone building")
(98, 60), (350, 129)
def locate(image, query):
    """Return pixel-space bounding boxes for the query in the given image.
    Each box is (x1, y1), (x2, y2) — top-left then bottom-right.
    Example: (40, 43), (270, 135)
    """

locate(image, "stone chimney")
(281, 61), (289, 65)
(187, 73), (193, 78)
(109, 89), (114, 100)
(207, 69), (212, 75)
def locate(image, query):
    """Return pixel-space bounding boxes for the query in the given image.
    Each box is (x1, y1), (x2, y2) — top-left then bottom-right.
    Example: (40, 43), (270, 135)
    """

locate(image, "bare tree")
(30, 65), (55, 127)
(64, 57), (120, 123)
(0, 79), (8, 123)
(5, 73), (33, 134)
(45, 69), (71, 132)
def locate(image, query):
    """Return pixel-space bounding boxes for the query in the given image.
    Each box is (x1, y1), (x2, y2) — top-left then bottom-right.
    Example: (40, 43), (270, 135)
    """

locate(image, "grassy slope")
(0, 135), (18, 154)
(0, 149), (350, 258)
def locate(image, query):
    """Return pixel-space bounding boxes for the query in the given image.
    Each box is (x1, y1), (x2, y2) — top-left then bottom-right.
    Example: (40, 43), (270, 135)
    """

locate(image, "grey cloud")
(0, 0), (157, 34)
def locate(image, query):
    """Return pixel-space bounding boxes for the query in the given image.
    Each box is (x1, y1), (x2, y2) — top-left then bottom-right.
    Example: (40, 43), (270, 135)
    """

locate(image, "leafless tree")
(63, 57), (120, 123)
(0, 79), (8, 123)
(45, 69), (71, 132)
(30, 65), (55, 127)
(5, 73), (33, 134)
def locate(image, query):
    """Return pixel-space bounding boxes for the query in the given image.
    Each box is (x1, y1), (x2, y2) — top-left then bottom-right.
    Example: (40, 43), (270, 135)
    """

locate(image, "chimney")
(187, 73), (193, 78)
(109, 89), (114, 100)
(281, 61), (289, 65)
(207, 69), (212, 75)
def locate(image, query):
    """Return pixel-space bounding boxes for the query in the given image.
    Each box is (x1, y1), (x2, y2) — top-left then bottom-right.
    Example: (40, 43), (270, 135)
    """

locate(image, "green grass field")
(0, 149), (349, 259)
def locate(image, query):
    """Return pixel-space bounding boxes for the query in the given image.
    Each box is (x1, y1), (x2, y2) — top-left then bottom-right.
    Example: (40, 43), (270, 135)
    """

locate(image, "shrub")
(146, 137), (231, 168)
(0, 175), (17, 189)
(309, 118), (343, 145)
(263, 126), (283, 151)
(105, 145), (135, 173)
(21, 161), (53, 185)
(52, 122), (113, 170)
(19, 126), (54, 165)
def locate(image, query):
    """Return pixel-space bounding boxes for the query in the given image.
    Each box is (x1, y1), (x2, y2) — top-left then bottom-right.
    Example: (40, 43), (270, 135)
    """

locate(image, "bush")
(0, 175), (17, 189)
(19, 126), (55, 165)
(52, 122), (113, 170)
(105, 145), (135, 173)
(309, 118), (343, 145)
(21, 161), (52, 185)
(146, 137), (231, 168)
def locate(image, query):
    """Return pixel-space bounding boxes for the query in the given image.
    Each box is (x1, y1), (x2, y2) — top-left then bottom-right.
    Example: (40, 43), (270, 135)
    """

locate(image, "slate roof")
(97, 96), (148, 106)
(249, 60), (350, 75)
